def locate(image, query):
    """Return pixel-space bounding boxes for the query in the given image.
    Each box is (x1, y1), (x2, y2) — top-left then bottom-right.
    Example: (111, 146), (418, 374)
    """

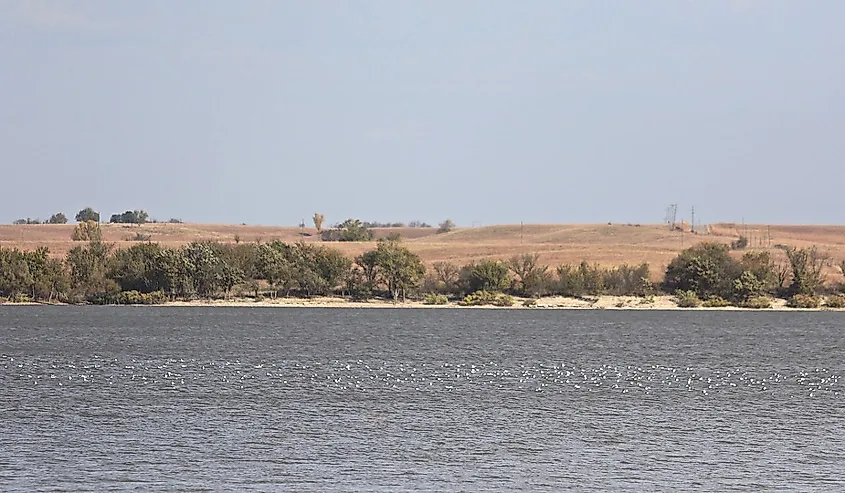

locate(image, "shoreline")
(2, 295), (840, 311)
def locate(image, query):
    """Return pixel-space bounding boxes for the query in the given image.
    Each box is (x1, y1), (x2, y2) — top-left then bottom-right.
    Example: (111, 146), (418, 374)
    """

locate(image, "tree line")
(0, 238), (842, 307)
(13, 207), (180, 225)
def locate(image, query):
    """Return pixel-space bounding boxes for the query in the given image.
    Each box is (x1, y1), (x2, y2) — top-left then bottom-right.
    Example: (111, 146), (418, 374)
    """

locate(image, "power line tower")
(691, 206), (695, 233)
(665, 204), (678, 230)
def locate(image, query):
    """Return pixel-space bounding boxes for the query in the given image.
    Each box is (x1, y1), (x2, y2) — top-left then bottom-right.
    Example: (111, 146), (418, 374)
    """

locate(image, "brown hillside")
(2, 222), (845, 280)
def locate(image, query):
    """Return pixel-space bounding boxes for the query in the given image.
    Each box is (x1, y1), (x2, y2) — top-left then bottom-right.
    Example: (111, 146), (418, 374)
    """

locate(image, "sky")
(1, 0), (844, 227)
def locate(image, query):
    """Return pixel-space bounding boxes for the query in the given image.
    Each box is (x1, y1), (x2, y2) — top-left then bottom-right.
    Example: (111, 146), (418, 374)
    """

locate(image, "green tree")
(109, 210), (149, 224)
(181, 242), (224, 298)
(785, 246), (827, 297)
(47, 213), (68, 224)
(257, 242), (292, 297)
(463, 259), (510, 293)
(356, 250), (381, 291)
(107, 242), (165, 293)
(663, 243), (742, 300)
(372, 238), (425, 301)
(0, 247), (33, 299)
(75, 207), (100, 223)
(66, 241), (118, 302)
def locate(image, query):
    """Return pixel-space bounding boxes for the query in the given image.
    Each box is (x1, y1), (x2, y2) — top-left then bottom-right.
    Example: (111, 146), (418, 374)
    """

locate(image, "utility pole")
(691, 206), (695, 234)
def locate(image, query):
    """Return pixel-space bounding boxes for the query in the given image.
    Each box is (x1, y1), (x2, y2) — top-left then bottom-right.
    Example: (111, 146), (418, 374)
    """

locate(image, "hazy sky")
(2, 1), (844, 226)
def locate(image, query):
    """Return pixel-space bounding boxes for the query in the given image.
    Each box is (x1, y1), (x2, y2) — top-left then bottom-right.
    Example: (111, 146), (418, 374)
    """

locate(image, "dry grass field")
(3, 222), (845, 281)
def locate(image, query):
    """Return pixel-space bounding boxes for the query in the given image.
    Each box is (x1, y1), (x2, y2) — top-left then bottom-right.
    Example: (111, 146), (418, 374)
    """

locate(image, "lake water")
(1, 307), (844, 492)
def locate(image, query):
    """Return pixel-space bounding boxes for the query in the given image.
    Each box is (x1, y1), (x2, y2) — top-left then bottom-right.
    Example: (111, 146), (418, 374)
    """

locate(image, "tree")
(181, 242), (224, 298)
(256, 243), (292, 297)
(107, 242), (165, 293)
(372, 238), (425, 301)
(75, 207), (100, 223)
(463, 260), (510, 293)
(313, 213), (325, 232)
(71, 221), (103, 242)
(663, 243), (742, 300)
(47, 213), (68, 224)
(109, 210), (149, 224)
(66, 241), (118, 302)
(437, 219), (455, 234)
(785, 246), (827, 297)
(432, 261), (460, 294)
(14, 218), (42, 225)
(508, 253), (550, 296)
(355, 250), (381, 291)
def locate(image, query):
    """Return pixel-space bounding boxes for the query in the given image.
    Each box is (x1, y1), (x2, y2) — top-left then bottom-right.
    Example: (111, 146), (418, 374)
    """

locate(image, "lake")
(1, 307), (843, 491)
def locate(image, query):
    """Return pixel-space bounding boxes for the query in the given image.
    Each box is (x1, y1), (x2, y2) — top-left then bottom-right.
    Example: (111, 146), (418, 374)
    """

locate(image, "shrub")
(731, 236), (748, 250)
(437, 219), (455, 234)
(522, 298), (538, 307)
(462, 260), (510, 293)
(10, 293), (32, 303)
(116, 290), (168, 305)
(739, 296), (773, 309)
(674, 290), (701, 308)
(130, 232), (152, 242)
(493, 293), (514, 307)
(824, 295), (845, 309)
(423, 293), (449, 305)
(321, 219), (374, 242)
(786, 294), (821, 309)
(459, 290), (513, 307)
(71, 221), (102, 241)
(702, 297), (732, 308)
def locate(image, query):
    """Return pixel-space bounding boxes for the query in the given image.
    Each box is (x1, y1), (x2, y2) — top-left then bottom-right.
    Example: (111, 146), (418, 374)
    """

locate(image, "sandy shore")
(2, 295), (837, 310)
(120, 295), (805, 310)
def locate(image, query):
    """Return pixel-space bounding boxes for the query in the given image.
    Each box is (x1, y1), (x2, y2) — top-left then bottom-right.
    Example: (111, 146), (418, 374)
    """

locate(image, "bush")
(702, 297), (732, 308)
(462, 260), (510, 293)
(522, 298), (538, 307)
(731, 236), (748, 250)
(71, 221), (102, 241)
(674, 290), (701, 308)
(739, 296), (773, 309)
(824, 295), (845, 309)
(494, 293), (515, 307)
(786, 294), (821, 309)
(664, 243), (742, 300)
(321, 219), (374, 242)
(116, 290), (168, 305)
(459, 290), (513, 307)
(437, 219), (455, 234)
(423, 293), (449, 305)
(9, 293), (33, 303)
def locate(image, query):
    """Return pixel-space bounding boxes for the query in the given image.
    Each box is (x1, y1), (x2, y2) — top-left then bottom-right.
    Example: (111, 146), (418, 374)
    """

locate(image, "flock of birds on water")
(2, 355), (839, 398)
